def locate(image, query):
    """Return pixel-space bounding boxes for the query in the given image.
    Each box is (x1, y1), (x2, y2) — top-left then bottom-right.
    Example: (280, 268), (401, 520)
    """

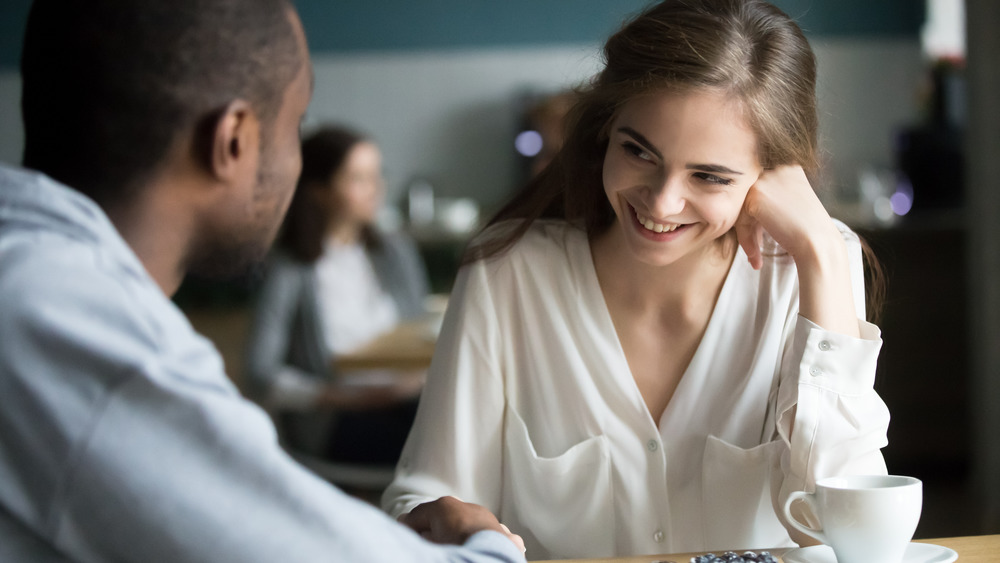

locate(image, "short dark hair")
(20, 0), (302, 206)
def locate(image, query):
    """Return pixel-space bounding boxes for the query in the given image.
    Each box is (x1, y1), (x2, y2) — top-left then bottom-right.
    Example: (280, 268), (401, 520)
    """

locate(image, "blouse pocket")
(701, 435), (793, 551)
(501, 407), (614, 559)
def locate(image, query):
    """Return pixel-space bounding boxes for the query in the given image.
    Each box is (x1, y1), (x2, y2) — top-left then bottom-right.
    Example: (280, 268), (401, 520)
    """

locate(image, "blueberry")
(693, 550), (779, 563)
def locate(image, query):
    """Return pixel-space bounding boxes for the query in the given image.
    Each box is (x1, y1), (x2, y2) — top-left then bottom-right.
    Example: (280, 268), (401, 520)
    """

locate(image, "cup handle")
(783, 491), (828, 545)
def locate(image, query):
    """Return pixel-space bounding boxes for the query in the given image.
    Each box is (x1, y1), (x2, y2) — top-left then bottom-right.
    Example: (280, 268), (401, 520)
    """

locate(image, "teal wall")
(0, 1), (31, 70)
(0, 0), (924, 70)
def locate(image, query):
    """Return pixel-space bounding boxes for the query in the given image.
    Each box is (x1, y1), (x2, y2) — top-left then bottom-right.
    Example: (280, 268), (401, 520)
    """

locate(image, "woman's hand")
(734, 165), (841, 270)
(734, 165), (861, 337)
(398, 496), (526, 553)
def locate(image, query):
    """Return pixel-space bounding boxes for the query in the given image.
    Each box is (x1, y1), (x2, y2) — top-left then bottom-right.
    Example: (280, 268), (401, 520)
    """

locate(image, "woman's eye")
(622, 142), (653, 162)
(694, 172), (734, 186)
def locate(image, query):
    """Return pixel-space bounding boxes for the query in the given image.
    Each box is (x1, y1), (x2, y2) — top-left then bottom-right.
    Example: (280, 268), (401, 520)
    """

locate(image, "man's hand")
(398, 496), (526, 554)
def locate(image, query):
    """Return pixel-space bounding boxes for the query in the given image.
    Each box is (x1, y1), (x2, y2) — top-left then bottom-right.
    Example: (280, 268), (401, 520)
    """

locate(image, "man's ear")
(208, 100), (260, 183)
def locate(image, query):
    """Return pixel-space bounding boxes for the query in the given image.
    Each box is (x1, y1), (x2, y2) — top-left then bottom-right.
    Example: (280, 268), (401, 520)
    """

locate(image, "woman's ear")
(209, 99), (260, 183)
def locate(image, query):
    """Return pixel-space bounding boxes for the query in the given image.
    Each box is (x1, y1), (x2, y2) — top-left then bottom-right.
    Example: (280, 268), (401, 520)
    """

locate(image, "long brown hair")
(278, 125), (381, 263)
(468, 0), (884, 321)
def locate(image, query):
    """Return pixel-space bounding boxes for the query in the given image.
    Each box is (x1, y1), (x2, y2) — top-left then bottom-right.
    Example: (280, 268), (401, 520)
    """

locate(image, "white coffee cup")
(783, 475), (922, 563)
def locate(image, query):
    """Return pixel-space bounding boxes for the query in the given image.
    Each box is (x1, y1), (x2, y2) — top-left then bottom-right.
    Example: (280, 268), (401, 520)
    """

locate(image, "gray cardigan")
(244, 232), (429, 454)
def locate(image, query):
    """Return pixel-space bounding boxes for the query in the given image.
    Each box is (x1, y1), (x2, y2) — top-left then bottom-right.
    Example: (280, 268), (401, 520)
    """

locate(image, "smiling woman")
(383, 0), (892, 559)
(600, 91), (761, 272)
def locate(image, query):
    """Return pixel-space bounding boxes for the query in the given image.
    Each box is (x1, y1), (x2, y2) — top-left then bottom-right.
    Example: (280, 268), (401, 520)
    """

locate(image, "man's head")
(20, 0), (312, 281)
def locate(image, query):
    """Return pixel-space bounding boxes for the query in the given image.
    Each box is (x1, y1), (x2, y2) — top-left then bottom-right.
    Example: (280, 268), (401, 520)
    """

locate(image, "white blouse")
(314, 240), (398, 355)
(382, 220), (889, 559)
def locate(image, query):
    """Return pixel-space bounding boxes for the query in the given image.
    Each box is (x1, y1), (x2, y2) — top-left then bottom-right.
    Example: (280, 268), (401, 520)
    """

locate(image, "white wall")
(304, 44), (603, 210)
(0, 38), (924, 212)
(812, 38), (925, 196)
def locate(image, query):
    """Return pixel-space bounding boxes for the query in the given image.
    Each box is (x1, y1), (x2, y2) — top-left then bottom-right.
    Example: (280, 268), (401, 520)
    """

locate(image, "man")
(0, 0), (524, 561)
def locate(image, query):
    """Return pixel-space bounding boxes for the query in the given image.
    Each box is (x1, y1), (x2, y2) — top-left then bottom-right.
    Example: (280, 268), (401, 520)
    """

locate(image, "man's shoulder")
(0, 228), (173, 362)
(3, 231), (93, 299)
(1, 228), (127, 304)
(0, 505), (74, 563)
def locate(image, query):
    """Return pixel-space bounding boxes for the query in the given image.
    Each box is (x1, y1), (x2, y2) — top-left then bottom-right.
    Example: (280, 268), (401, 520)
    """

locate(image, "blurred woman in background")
(246, 125), (428, 466)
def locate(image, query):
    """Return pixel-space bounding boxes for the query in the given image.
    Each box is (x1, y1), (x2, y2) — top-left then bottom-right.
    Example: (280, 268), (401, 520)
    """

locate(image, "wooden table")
(914, 535), (1000, 562)
(334, 320), (437, 372)
(538, 535), (1000, 562)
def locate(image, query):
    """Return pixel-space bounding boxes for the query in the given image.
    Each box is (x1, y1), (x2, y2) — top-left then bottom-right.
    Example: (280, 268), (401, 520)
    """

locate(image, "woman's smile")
(630, 203), (692, 239)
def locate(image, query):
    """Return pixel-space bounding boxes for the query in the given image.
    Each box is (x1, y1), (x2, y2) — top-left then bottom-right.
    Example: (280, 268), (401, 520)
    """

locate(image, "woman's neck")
(327, 220), (364, 246)
(589, 225), (736, 320)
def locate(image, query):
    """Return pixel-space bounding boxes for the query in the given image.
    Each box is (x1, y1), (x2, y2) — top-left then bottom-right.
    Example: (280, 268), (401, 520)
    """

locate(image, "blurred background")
(1, 0), (997, 540)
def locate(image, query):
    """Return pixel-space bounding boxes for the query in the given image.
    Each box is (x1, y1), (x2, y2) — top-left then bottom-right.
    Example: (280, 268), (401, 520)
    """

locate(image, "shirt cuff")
(794, 316), (883, 395)
(461, 530), (527, 562)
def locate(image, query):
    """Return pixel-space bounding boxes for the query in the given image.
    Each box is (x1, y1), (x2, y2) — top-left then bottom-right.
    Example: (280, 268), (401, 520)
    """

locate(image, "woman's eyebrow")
(617, 126), (663, 160)
(618, 126), (743, 175)
(686, 163), (743, 175)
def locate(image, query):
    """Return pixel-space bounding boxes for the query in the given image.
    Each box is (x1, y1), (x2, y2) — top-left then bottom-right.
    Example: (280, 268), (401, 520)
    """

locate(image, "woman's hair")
(469, 0), (884, 321)
(278, 125), (381, 263)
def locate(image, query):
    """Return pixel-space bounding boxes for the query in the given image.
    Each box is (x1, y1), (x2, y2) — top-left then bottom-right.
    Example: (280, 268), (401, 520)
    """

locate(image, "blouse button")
(809, 366), (823, 377)
(653, 529), (664, 543)
(646, 439), (659, 452)
(819, 340), (832, 351)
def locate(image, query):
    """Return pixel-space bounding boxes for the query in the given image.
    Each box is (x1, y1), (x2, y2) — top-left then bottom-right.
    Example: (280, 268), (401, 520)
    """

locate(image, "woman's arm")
(244, 257), (327, 410)
(382, 260), (507, 523)
(736, 166), (890, 544)
(772, 259), (889, 545)
(736, 165), (860, 337)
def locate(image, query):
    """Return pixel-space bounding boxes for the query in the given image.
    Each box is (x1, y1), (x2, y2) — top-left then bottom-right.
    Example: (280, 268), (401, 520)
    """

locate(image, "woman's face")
(329, 141), (384, 227)
(602, 89), (763, 268)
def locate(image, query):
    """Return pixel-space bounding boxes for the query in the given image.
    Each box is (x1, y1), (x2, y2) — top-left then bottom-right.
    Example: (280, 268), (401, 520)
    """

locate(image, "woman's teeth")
(636, 212), (680, 233)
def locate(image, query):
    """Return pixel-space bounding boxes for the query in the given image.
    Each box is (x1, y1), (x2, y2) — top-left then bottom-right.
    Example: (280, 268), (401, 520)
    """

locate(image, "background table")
(334, 320), (437, 372)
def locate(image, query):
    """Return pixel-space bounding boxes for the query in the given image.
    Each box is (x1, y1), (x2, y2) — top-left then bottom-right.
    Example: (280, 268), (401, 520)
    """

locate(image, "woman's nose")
(647, 176), (686, 218)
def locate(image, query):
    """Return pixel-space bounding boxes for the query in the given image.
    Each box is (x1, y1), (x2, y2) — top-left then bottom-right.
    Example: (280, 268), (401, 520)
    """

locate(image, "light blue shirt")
(0, 164), (524, 563)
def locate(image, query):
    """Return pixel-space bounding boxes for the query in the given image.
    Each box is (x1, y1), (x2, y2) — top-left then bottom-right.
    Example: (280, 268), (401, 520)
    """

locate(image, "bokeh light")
(514, 130), (543, 157)
(891, 178), (915, 216)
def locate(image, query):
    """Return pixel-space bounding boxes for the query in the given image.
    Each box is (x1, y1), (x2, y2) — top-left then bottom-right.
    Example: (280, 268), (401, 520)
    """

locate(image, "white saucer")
(782, 542), (958, 563)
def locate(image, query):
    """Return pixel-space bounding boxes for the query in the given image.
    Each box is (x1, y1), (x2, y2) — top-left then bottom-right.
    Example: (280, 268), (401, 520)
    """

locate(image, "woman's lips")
(629, 204), (689, 239)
